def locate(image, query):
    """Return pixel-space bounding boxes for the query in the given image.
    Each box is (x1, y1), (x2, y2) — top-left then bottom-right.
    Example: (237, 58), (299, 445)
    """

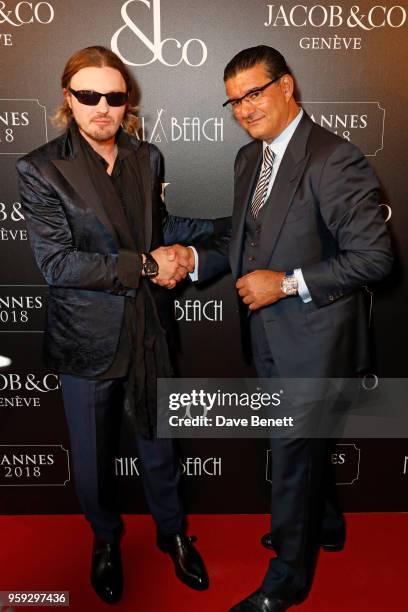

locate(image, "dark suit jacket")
(199, 113), (393, 377)
(16, 128), (214, 377)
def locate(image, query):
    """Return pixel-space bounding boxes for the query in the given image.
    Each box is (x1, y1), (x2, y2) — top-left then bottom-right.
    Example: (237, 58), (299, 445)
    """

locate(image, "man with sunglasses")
(197, 46), (392, 610)
(15, 46), (215, 605)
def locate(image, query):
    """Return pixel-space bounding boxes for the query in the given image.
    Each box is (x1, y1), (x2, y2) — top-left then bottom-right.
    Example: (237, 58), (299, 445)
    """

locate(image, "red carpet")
(0, 513), (407, 611)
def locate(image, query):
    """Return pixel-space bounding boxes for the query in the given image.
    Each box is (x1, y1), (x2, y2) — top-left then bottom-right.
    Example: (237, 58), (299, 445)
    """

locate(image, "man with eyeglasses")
(197, 45), (392, 610)
(15, 46), (215, 605)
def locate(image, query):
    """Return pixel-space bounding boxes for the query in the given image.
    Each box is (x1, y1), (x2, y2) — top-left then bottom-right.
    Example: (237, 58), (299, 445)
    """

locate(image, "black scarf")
(70, 122), (173, 437)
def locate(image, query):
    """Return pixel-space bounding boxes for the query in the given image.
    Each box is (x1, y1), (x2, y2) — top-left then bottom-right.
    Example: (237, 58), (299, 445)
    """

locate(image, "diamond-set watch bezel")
(281, 272), (298, 296)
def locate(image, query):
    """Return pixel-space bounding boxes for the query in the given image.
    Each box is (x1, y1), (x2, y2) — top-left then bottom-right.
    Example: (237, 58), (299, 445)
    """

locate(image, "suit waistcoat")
(241, 198), (271, 275)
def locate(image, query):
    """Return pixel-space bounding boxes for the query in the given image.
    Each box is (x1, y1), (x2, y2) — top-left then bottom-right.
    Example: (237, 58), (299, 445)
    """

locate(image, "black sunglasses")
(68, 88), (128, 107)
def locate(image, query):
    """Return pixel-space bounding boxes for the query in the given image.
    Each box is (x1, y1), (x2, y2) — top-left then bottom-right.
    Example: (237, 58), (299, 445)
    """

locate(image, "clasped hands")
(149, 244), (195, 289)
(236, 269), (286, 311)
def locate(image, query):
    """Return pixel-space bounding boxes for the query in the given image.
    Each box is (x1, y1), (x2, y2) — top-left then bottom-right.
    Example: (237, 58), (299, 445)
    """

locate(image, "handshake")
(146, 244), (196, 289)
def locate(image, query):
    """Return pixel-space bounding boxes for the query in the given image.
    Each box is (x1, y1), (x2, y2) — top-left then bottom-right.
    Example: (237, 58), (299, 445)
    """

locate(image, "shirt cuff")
(188, 246), (199, 282)
(294, 268), (312, 303)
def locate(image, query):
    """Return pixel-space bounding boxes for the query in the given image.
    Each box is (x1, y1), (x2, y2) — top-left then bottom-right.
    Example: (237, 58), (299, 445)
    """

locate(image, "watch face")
(282, 277), (297, 295)
(144, 254), (159, 277)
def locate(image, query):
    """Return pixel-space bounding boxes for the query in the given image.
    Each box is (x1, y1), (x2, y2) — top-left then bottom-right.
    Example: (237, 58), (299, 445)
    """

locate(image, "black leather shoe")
(229, 589), (297, 611)
(91, 537), (123, 604)
(157, 533), (209, 591)
(261, 531), (344, 553)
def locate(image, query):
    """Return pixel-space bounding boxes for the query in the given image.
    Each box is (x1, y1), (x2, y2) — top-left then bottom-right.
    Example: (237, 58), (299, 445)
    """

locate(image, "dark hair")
(52, 46), (139, 133)
(223, 45), (291, 82)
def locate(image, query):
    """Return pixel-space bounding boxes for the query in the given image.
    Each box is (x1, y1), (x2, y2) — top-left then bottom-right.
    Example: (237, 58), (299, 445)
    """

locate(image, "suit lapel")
(260, 114), (312, 263)
(52, 156), (120, 244)
(52, 128), (153, 252)
(259, 151), (310, 264)
(230, 140), (262, 278)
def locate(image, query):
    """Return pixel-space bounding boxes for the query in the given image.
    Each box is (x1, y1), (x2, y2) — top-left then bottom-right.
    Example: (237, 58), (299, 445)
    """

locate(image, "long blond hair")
(52, 46), (139, 134)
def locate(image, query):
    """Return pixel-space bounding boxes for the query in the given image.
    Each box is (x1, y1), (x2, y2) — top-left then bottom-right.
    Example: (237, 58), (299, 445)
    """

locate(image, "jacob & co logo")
(264, 3), (407, 50)
(0, 1), (54, 46)
(111, 0), (207, 67)
(0, 372), (59, 408)
(0, 200), (27, 241)
(0, 1), (54, 25)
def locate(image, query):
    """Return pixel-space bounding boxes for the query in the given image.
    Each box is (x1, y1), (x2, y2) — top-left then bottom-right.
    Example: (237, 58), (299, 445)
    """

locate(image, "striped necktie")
(250, 146), (276, 219)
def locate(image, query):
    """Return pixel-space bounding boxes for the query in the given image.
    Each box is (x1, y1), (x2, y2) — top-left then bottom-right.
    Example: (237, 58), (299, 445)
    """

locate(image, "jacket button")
(250, 242), (257, 247)
(328, 294), (334, 301)
(248, 256), (255, 262)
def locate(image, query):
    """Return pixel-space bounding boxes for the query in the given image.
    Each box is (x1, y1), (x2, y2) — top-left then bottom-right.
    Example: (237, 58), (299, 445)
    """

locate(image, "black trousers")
(250, 313), (345, 599)
(60, 374), (185, 544)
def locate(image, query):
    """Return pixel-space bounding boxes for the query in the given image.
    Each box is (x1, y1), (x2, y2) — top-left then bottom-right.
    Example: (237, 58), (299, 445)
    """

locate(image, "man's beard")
(85, 123), (118, 142)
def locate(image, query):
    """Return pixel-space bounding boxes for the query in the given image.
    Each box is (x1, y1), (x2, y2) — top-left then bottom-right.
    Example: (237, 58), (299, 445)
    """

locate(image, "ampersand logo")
(111, 0), (207, 67)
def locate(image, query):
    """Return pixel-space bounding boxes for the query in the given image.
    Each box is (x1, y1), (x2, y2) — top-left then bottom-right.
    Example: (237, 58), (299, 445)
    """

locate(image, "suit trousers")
(250, 312), (344, 599)
(60, 374), (185, 544)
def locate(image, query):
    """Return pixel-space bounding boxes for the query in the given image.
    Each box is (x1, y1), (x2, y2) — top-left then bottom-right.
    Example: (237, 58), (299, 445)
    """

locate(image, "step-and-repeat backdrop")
(0, 1), (407, 515)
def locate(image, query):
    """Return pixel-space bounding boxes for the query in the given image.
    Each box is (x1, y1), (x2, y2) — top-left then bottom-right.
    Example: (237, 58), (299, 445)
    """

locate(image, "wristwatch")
(142, 252), (159, 278)
(281, 270), (298, 296)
